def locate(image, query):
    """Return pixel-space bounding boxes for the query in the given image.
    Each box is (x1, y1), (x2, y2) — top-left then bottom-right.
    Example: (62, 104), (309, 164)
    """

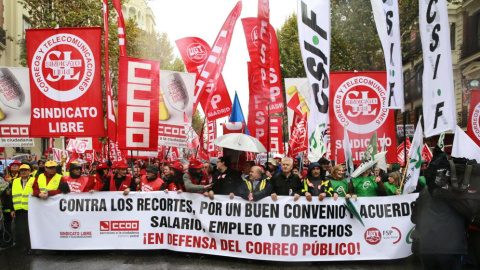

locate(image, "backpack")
(425, 146), (480, 217)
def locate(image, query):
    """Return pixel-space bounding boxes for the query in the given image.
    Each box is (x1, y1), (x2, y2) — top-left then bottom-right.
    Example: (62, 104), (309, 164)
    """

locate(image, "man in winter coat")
(209, 157), (242, 199)
(270, 157), (302, 202)
(302, 162), (338, 201)
(237, 166), (272, 201)
(139, 165), (166, 192)
(184, 159), (213, 194)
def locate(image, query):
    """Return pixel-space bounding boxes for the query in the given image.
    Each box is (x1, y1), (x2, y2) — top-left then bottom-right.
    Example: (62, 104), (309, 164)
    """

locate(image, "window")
(403, 69), (411, 99)
(414, 64), (423, 94)
(450, 23), (456, 50)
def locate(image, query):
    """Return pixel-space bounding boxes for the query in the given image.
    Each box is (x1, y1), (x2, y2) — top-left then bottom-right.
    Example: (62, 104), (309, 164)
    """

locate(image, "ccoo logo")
(32, 33), (95, 102)
(333, 76), (388, 134)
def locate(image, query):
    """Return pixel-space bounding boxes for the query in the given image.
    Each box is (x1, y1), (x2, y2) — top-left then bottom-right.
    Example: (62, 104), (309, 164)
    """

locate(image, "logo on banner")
(471, 103), (480, 140)
(70, 220), (81, 230)
(250, 26), (272, 48)
(66, 139), (88, 153)
(364, 227), (382, 245)
(31, 34), (95, 102)
(99, 221), (139, 231)
(186, 43), (208, 63)
(334, 76), (388, 134)
(383, 227), (402, 244)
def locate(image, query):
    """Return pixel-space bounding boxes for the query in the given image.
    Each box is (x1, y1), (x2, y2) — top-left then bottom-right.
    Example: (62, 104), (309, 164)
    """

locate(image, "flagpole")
(399, 156), (410, 191)
(267, 102), (270, 159)
(195, 116), (208, 158)
(403, 112), (407, 166)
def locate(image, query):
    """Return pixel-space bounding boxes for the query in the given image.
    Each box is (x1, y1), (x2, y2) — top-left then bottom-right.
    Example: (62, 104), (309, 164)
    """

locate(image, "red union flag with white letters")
(26, 28), (105, 137)
(467, 89), (480, 146)
(329, 72), (397, 164)
(117, 56), (159, 151)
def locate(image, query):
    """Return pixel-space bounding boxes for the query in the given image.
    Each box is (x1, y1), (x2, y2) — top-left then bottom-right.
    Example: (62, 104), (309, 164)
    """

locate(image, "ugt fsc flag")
(26, 28), (105, 137)
(419, 0), (456, 137)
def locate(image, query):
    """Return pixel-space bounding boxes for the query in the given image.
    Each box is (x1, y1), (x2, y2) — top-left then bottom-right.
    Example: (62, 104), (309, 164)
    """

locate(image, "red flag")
(255, 0), (270, 101)
(289, 113), (308, 155)
(175, 37), (232, 120)
(207, 120), (217, 157)
(421, 144), (432, 162)
(242, 17), (284, 114)
(189, 2), (242, 116)
(112, 0), (127, 56)
(467, 89), (480, 146)
(103, 0), (117, 142)
(247, 62), (268, 150)
(26, 28), (105, 137)
(117, 56), (160, 151)
(287, 92), (303, 116)
(397, 137), (411, 166)
(184, 112), (200, 149)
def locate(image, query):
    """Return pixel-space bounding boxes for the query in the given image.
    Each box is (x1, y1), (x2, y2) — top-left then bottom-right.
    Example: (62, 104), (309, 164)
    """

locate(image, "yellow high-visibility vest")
(36, 173), (62, 193)
(12, 176), (35, 211)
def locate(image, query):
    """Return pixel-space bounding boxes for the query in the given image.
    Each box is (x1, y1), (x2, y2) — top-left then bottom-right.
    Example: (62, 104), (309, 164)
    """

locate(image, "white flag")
(298, 0), (330, 139)
(419, 0), (456, 137)
(452, 126), (480, 163)
(344, 128), (354, 183)
(370, 0), (404, 111)
(376, 133), (388, 172)
(403, 117), (423, 194)
(308, 124), (327, 162)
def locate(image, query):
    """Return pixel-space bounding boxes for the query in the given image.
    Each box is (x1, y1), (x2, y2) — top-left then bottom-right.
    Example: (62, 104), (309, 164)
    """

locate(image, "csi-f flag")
(403, 117), (423, 194)
(419, 0), (456, 136)
(298, 0), (330, 140)
(362, 131), (378, 162)
(308, 124), (327, 162)
(376, 133), (388, 172)
(344, 128), (354, 183)
(370, 0), (404, 111)
(230, 92), (250, 135)
(452, 126), (480, 163)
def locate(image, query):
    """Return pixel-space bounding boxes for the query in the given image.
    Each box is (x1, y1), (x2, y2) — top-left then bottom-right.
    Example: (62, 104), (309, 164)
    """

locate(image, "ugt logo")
(45, 51), (81, 82)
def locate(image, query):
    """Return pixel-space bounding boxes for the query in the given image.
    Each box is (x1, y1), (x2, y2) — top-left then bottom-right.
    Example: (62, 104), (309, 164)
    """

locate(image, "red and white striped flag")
(112, 0), (127, 56)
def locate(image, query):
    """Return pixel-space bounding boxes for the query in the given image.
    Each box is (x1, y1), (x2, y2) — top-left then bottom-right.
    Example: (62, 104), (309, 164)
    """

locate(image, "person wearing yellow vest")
(6, 160), (20, 183)
(10, 164), (35, 253)
(301, 162), (339, 202)
(236, 166), (272, 201)
(32, 160), (63, 199)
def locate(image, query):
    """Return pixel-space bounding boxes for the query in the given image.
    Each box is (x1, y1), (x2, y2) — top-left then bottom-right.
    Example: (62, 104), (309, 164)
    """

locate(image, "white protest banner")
(419, 0), (456, 136)
(29, 192), (417, 261)
(0, 137), (34, 147)
(52, 148), (69, 163)
(66, 139), (88, 154)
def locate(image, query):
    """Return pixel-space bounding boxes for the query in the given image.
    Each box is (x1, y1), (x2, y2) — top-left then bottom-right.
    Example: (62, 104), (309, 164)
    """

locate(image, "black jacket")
(212, 168), (243, 195)
(237, 175), (272, 201)
(270, 172), (302, 196)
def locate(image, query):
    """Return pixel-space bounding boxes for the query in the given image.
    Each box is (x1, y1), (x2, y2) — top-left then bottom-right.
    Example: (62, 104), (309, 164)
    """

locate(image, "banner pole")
(195, 116), (208, 158)
(166, 147), (171, 161)
(267, 102), (270, 159)
(403, 112), (407, 166)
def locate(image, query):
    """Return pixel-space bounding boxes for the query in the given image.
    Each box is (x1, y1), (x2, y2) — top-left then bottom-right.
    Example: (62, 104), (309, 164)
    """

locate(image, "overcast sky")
(148, 0), (298, 119)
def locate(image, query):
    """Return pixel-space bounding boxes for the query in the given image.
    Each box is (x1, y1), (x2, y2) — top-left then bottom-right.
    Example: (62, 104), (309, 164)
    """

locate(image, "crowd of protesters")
(0, 154), (478, 269)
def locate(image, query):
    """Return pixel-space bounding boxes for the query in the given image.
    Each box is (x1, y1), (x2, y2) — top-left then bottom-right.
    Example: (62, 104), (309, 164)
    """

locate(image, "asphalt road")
(0, 246), (423, 270)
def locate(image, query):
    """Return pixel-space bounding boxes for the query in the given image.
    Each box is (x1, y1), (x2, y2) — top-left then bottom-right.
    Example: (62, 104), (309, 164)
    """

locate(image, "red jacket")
(62, 175), (95, 193)
(32, 173), (62, 197)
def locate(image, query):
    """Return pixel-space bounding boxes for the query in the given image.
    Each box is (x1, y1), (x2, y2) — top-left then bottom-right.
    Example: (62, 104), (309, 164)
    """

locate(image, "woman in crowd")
(384, 171), (402, 195)
(327, 164), (357, 200)
(162, 164), (174, 186)
(165, 162), (185, 193)
(93, 163), (110, 191)
(350, 169), (386, 197)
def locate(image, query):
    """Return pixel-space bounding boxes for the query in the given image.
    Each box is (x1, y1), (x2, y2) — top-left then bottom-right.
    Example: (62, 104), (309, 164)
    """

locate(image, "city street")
(0, 247), (427, 270)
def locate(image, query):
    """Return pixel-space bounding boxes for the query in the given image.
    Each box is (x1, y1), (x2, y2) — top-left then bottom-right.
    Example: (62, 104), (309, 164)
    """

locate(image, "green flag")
(362, 131), (378, 162)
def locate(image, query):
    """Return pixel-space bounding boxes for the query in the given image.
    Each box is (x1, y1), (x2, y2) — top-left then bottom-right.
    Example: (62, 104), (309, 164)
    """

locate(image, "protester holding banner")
(162, 165), (174, 186)
(350, 169), (386, 197)
(93, 162), (110, 191)
(209, 157), (242, 199)
(10, 164), (35, 253)
(302, 162), (338, 202)
(165, 162), (186, 193)
(183, 159), (213, 193)
(327, 165), (353, 199)
(32, 161), (63, 198)
(101, 162), (136, 195)
(60, 163), (95, 193)
(384, 171), (402, 196)
(138, 165), (166, 192)
(270, 157), (302, 201)
(236, 166), (272, 201)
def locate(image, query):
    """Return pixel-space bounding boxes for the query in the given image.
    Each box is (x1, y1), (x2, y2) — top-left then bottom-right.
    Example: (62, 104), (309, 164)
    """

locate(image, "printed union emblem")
(70, 220), (81, 230)
(471, 102), (480, 140)
(31, 33), (95, 102)
(186, 43), (207, 63)
(250, 26), (272, 48)
(333, 76), (388, 134)
(364, 227), (382, 245)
